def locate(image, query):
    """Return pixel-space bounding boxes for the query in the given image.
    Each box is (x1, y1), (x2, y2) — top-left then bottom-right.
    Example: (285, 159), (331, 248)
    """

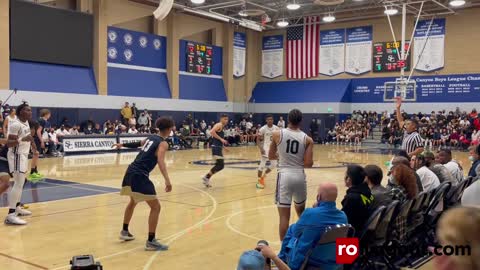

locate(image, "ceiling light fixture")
(322, 14), (336, 22)
(277, 19), (289, 27)
(286, 0), (301, 10)
(384, 7), (399, 15)
(190, 0), (205, 4)
(238, 6), (248, 17)
(449, 0), (466, 7)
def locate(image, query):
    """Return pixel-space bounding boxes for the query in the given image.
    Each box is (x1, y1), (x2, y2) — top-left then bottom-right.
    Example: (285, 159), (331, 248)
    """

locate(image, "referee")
(396, 97), (424, 157)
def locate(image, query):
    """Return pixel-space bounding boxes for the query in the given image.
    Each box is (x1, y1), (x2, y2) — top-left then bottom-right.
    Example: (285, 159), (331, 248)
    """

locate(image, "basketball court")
(0, 145), (470, 269)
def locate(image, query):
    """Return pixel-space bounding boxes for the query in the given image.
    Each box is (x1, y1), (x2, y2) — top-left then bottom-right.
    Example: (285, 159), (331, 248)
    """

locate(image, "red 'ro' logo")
(336, 238), (359, 264)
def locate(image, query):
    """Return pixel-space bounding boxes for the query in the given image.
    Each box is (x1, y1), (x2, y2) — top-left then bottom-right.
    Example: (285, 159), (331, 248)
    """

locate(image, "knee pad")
(212, 159), (224, 173)
(217, 159), (224, 171)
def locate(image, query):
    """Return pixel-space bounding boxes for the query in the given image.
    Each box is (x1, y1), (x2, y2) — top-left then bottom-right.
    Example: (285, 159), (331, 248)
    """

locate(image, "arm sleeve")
(123, 141), (142, 148)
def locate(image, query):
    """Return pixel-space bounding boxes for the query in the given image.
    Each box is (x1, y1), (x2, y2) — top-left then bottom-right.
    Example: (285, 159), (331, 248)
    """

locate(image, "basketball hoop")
(384, 78), (417, 101)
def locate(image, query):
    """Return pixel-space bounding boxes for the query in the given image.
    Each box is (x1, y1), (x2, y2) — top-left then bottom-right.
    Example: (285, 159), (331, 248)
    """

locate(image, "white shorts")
(8, 152), (28, 174)
(275, 170), (307, 208)
(258, 156), (277, 171)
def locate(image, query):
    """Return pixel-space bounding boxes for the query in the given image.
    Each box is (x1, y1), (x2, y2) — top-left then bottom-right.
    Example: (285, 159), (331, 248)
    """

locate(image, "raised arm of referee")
(396, 97), (424, 157)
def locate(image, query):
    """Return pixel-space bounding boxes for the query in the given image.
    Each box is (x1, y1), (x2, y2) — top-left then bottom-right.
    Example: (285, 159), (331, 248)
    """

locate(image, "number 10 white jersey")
(277, 128), (307, 172)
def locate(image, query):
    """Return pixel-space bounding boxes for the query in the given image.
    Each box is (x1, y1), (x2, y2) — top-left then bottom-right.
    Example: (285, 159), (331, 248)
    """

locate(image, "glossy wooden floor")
(0, 144), (470, 270)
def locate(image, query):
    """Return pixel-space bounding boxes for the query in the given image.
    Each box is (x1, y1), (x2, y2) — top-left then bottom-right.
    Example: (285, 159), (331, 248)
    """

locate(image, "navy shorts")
(120, 171), (157, 202)
(211, 146), (223, 158)
(0, 160), (12, 177)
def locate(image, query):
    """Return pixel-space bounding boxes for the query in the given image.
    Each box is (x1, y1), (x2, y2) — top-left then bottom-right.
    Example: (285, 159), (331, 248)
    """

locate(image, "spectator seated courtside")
(341, 165), (374, 237)
(364, 164), (391, 209)
(278, 183), (347, 270)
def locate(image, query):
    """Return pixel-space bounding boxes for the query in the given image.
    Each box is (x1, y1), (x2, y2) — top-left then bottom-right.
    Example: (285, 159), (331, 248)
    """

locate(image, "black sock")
(31, 167), (37, 174)
(148, 232), (155, 242)
(123, 223), (129, 231)
(8, 208), (15, 214)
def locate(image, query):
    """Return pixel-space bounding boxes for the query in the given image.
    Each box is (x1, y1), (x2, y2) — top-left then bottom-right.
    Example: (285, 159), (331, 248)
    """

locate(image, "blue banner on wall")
(233, 32), (246, 48)
(234, 32), (246, 77)
(320, 29), (345, 76)
(252, 73), (480, 104)
(351, 74), (480, 103)
(262, 35), (284, 79)
(414, 18), (446, 37)
(346, 26), (372, 43)
(262, 35), (283, 50)
(320, 29), (345, 45)
(107, 27), (167, 69)
(345, 26), (372, 75)
(413, 18), (446, 72)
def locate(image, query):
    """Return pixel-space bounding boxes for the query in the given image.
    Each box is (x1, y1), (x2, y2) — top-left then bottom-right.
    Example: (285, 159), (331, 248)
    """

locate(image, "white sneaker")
(202, 176), (212, 188)
(119, 230), (135, 241)
(16, 207), (32, 216)
(4, 214), (27, 225)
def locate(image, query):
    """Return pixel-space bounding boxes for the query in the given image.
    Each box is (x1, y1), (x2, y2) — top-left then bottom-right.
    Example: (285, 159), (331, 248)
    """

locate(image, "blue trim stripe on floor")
(0, 178), (119, 207)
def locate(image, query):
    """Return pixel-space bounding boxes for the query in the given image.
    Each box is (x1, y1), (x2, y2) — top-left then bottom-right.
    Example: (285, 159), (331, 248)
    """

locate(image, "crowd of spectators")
(325, 111), (379, 145)
(382, 108), (480, 150)
(0, 101), (285, 155)
(237, 146), (480, 270)
(4, 101), (480, 157)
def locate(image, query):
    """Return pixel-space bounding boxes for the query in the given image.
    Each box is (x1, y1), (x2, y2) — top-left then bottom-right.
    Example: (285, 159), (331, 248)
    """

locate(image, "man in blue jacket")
(278, 183), (348, 270)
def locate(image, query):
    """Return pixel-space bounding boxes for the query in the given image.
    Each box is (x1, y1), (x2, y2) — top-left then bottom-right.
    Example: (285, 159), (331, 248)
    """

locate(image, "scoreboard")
(187, 42), (213, 75)
(373, 41), (411, 72)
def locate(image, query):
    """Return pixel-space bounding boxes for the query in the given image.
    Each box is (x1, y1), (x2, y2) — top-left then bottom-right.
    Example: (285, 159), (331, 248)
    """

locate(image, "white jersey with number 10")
(277, 128), (307, 172)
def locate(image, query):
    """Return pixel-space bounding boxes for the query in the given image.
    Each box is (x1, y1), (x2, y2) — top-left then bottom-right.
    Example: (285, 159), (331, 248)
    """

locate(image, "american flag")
(286, 16), (319, 79)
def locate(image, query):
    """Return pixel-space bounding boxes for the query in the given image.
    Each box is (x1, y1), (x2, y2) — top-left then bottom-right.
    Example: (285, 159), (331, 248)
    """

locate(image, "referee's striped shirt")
(401, 131), (424, 154)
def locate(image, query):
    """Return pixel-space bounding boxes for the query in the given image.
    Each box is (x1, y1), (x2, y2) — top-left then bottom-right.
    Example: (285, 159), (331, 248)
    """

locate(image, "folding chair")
(299, 224), (354, 270)
(354, 206), (386, 270)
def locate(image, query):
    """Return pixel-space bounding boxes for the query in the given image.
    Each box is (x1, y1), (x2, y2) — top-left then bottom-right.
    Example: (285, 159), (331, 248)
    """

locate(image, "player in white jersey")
(269, 109), (313, 240)
(4, 103), (36, 225)
(256, 114), (280, 189)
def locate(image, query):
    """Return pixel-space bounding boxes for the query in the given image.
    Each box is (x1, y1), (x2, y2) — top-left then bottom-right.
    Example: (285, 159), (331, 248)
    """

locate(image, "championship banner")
(345, 26), (373, 75)
(233, 32), (246, 77)
(414, 18), (446, 72)
(320, 29), (345, 76)
(63, 137), (117, 153)
(262, 35), (284, 79)
(351, 73), (480, 103)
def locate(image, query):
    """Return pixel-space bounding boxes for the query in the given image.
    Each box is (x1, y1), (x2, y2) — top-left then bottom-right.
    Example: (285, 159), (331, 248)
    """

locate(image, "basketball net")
(384, 2), (435, 100)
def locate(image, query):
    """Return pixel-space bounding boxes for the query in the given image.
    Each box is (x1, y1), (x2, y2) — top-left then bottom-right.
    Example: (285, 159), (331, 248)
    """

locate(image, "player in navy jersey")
(112, 117), (174, 251)
(202, 114), (229, 188)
